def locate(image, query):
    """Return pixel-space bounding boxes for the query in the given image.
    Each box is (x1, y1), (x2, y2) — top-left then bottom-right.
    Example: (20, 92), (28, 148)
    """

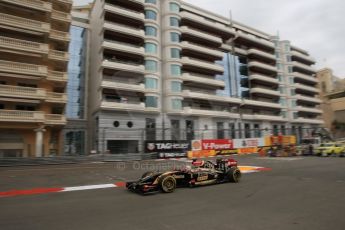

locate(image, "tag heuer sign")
(145, 140), (190, 153)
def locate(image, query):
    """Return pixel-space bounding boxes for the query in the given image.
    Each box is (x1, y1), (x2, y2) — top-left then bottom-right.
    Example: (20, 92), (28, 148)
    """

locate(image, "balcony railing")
(242, 114), (285, 122)
(105, 3), (144, 22)
(181, 57), (224, 73)
(249, 74), (279, 85)
(250, 87), (281, 97)
(248, 61), (278, 73)
(101, 80), (145, 93)
(183, 90), (242, 104)
(0, 13), (50, 33)
(294, 83), (319, 93)
(181, 107), (240, 119)
(49, 30), (70, 42)
(104, 21), (145, 39)
(294, 94), (321, 104)
(236, 31), (275, 50)
(45, 114), (67, 125)
(46, 92), (67, 103)
(248, 48), (276, 61)
(0, 85), (46, 99)
(292, 61), (316, 74)
(0, 110), (44, 122)
(243, 99), (282, 109)
(291, 50), (315, 64)
(102, 60), (145, 74)
(293, 118), (324, 124)
(295, 106), (322, 114)
(293, 72), (318, 83)
(48, 50), (69, 62)
(0, 36), (49, 54)
(181, 41), (223, 59)
(101, 101), (146, 112)
(0, 60), (48, 77)
(102, 40), (144, 56)
(47, 70), (68, 82)
(180, 26), (222, 45)
(51, 10), (72, 22)
(1, 0), (52, 12)
(182, 73), (225, 88)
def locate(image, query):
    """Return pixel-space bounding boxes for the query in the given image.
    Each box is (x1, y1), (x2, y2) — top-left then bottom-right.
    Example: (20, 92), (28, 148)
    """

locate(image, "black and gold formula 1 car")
(126, 158), (241, 194)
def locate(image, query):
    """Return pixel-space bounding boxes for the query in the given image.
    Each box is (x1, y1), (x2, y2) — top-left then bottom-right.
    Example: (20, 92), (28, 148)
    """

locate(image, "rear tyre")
(141, 171), (155, 178)
(159, 175), (176, 193)
(227, 167), (241, 183)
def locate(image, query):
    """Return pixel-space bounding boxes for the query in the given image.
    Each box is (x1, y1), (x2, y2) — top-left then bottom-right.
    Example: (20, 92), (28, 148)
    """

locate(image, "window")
(280, 98), (286, 106)
(293, 112), (298, 119)
(275, 52), (280, 58)
(279, 87), (285, 94)
(286, 55), (291, 62)
(285, 44), (290, 52)
(145, 10), (157, 20)
(276, 63), (282, 70)
(291, 100), (296, 107)
(254, 124), (261, 138)
(169, 2), (180, 12)
(277, 75), (283, 82)
(171, 120), (180, 140)
(244, 123), (251, 138)
(281, 111), (287, 118)
(291, 89), (296, 96)
(171, 99), (182, 110)
(145, 43), (157, 54)
(145, 60), (158, 72)
(288, 66), (293, 73)
(145, 96), (158, 107)
(170, 64), (181, 75)
(145, 0), (156, 3)
(170, 48), (180, 58)
(171, 81), (182, 92)
(145, 77), (158, 89)
(170, 32), (180, 42)
(290, 77), (294, 84)
(170, 17), (179, 27)
(145, 26), (157, 36)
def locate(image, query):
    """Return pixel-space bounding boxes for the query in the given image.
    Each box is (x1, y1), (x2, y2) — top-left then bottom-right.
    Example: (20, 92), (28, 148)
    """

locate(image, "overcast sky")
(73, 0), (345, 78)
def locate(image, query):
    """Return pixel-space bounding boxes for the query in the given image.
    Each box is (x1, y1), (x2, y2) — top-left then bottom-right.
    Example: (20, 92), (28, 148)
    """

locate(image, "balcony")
(247, 48), (276, 62)
(243, 99), (282, 109)
(250, 87), (281, 97)
(180, 26), (222, 45)
(55, 0), (73, 5)
(181, 41), (223, 59)
(248, 61), (278, 74)
(105, 3), (144, 22)
(294, 83), (319, 93)
(51, 10), (72, 23)
(101, 101), (147, 112)
(292, 61), (316, 74)
(181, 57), (224, 74)
(293, 118), (324, 125)
(293, 72), (318, 84)
(47, 70), (68, 82)
(181, 107), (240, 119)
(0, 36), (49, 54)
(0, 110), (44, 123)
(101, 80), (145, 93)
(249, 74), (279, 86)
(1, 0), (52, 12)
(104, 21), (145, 39)
(182, 73), (225, 88)
(45, 114), (67, 125)
(49, 30), (70, 42)
(236, 31), (275, 51)
(0, 13), (50, 33)
(295, 106), (322, 114)
(291, 50), (315, 64)
(0, 85), (46, 100)
(102, 60), (145, 74)
(182, 90), (242, 104)
(46, 92), (67, 103)
(180, 11), (235, 38)
(102, 40), (144, 57)
(48, 50), (69, 62)
(0, 60), (48, 77)
(294, 94), (322, 104)
(242, 114), (285, 122)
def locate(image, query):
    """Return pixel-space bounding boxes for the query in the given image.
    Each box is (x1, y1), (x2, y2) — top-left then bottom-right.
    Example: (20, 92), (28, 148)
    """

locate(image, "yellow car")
(315, 143), (345, 157)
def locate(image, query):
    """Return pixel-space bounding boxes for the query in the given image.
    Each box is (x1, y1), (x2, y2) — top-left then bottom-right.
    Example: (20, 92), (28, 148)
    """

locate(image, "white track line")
(62, 184), (117, 192)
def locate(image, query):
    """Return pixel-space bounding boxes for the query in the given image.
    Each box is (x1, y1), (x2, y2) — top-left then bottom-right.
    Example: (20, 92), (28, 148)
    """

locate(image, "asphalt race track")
(0, 155), (344, 230)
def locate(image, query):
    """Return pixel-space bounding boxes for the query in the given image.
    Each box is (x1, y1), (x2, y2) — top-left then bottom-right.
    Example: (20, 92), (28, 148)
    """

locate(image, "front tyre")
(160, 175), (176, 193)
(227, 167), (241, 183)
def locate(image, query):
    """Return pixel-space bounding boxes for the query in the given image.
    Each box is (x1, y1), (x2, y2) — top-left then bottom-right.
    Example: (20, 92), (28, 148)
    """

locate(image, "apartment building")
(89, 0), (322, 154)
(63, 4), (92, 155)
(0, 0), (72, 157)
(317, 68), (345, 138)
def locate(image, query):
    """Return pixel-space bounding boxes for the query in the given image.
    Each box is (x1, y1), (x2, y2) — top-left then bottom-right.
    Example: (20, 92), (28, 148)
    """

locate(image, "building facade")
(88, 0), (322, 154)
(317, 68), (345, 138)
(63, 4), (92, 155)
(0, 0), (72, 157)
